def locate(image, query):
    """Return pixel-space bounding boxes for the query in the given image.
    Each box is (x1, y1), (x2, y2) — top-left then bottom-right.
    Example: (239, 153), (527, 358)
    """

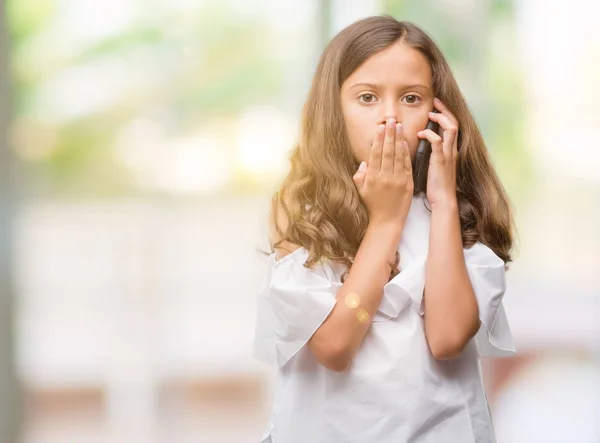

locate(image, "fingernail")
(377, 124), (385, 133)
(396, 123), (402, 134)
(386, 118), (395, 128)
(358, 161), (366, 171)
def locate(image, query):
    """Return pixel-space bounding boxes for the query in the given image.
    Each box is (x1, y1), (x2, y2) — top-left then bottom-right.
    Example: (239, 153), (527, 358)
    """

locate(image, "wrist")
(367, 219), (404, 238)
(430, 196), (458, 213)
(367, 220), (403, 262)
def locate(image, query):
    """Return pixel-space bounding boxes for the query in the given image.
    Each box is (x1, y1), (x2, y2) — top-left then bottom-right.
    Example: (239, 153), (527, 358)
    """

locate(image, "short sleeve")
(252, 248), (339, 368)
(464, 242), (517, 359)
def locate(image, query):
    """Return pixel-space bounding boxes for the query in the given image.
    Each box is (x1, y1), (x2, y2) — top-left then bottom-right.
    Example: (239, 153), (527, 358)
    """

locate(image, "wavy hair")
(268, 16), (516, 280)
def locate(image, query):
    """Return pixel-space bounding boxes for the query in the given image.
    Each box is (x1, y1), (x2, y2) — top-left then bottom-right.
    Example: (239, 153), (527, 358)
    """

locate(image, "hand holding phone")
(413, 110), (440, 194)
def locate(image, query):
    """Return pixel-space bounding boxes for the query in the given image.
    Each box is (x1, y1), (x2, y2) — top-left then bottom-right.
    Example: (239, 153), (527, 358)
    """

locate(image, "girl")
(253, 16), (517, 443)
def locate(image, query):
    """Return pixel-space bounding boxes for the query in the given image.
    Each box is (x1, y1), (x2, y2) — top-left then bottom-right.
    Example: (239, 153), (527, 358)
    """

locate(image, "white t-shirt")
(253, 193), (516, 443)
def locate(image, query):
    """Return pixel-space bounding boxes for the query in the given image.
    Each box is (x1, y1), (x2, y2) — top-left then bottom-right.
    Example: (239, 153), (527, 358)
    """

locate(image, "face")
(340, 40), (434, 165)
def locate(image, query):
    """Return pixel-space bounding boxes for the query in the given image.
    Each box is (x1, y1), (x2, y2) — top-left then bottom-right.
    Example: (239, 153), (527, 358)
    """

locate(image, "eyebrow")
(347, 82), (430, 92)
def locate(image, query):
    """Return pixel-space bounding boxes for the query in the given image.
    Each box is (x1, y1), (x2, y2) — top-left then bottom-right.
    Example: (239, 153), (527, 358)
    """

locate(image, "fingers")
(433, 97), (459, 126)
(403, 141), (412, 177)
(393, 123), (405, 176)
(417, 129), (444, 158)
(427, 110), (457, 134)
(380, 118), (396, 177)
(368, 124), (385, 173)
(427, 109), (458, 158)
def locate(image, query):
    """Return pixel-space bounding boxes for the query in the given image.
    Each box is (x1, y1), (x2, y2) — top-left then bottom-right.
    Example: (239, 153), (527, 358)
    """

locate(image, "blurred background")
(0, 0), (599, 442)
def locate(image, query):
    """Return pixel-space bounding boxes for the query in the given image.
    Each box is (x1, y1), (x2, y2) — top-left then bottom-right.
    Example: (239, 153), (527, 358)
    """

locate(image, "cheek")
(345, 118), (371, 162)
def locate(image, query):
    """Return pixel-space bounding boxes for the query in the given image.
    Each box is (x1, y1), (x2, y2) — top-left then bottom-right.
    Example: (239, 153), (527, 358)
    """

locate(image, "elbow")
(321, 344), (353, 372)
(429, 339), (465, 361)
(428, 319), (481, 361)
(322, 356), (352, 372)
(310, 340), (353, 372)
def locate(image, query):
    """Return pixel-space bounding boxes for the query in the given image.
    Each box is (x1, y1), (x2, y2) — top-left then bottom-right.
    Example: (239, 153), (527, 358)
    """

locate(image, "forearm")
(423, 200), (479, 359)
(309, 221), (403, 369)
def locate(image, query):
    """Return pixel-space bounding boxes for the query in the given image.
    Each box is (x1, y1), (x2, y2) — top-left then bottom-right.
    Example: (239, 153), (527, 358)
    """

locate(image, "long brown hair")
(269, 15), (516, 279)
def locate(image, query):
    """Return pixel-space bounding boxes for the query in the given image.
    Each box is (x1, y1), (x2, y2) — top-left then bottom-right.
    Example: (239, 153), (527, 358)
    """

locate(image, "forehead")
(343, 41), (432, 90)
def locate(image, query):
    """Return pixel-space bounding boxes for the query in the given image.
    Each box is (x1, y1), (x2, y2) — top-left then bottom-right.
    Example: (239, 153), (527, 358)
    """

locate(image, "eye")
(358, 93), (377, 104)
(402, 94), (421, 105)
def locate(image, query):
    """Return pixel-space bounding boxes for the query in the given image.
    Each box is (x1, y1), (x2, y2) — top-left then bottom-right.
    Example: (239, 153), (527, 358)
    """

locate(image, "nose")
(379, 100), (400, 125)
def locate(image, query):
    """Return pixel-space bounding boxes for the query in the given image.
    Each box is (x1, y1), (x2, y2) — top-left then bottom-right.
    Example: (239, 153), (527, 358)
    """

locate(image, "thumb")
(353, 161), (367, 187)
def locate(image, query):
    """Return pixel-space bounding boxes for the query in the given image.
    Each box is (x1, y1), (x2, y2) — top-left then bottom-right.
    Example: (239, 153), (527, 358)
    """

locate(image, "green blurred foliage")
(7, 0), (55, 42)
(8, 0), (283, 197)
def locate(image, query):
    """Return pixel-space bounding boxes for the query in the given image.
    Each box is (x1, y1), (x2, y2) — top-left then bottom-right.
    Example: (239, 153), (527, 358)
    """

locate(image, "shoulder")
(269, 196), (302, 261)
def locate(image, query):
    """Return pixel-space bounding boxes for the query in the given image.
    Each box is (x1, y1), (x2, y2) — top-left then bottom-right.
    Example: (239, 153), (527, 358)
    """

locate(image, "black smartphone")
(413, 110), (440, 194)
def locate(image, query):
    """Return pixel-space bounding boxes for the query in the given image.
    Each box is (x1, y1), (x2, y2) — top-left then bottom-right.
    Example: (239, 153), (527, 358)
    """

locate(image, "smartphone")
(413, 110), (440, 194)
